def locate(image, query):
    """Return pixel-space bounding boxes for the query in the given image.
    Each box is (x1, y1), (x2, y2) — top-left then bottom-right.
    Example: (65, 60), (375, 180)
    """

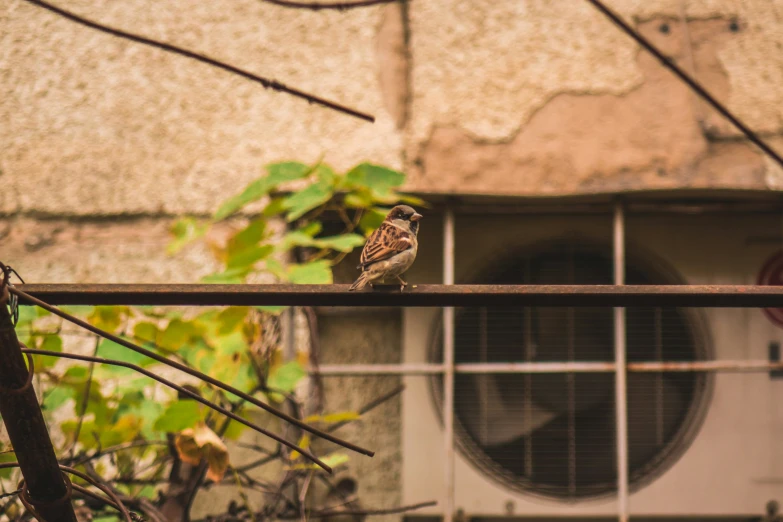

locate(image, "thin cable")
(11, 286), (373, 458)
(22, 348), (332, 472)
(262, 0), (399, 9)
(19, 0), (375, 123)
(59, 466), (132, 522)
(585, 0), (783, 170)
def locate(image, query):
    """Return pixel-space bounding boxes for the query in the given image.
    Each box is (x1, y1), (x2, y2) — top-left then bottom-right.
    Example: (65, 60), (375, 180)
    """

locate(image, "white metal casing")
(401, 213), (783, 517)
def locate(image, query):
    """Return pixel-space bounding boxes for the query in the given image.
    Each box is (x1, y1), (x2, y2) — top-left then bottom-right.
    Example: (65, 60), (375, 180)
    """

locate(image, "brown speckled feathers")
(358, 222), (415, 270)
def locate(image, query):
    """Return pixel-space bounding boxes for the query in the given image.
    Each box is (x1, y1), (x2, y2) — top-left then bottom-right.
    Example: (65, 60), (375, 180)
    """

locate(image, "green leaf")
(399, 193), (428, 206)
(268, 361), (306, 394)
(200, 267), (252, 284)
(314, 234), (365, 253)
(0, 450), (17, 479)
(314, 163), (337, 185)
(300, 222), (323, 237)
(216, 307), (249, 335)
(42, 386), (71, 412)
(158, 319), (199, 351)
(359, 207), (389, 235)
(63, 366), (90, 383)
(282, 182), (333, 222)
(264, 259), (288, 281)
(268, 161), (312, 180)
(287, 261), (333, 284)
(154, 400), (202, 433)
(263, 197), (287, 217)
(256, 306), (287, 315)
(35, 335), (63, 370)
(15, 306), (37, 327)
(344, 191), (373, 209)
(223, 408), (253, 440)
(134, 322), (160, 343)
(137, 485), (157, 500)
(228, 219), (267, 253)
(226, 245), (274, 269)
(96, 339), (148, 374)
(214, 162), (310, 220)
(344, 163), (405, 199)
(211, 330), (247, 357)
(135, 401), (165, 439)
(168, 218), (208, 255)
(278, 231), (318, 252)
(88, 306), (129, 332)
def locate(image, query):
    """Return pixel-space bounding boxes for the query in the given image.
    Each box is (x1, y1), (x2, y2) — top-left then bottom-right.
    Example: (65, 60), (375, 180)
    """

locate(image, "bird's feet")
(396, 276), (408, 292)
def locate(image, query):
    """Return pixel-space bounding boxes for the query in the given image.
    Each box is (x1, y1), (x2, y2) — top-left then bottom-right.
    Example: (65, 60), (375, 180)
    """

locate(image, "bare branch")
(327, 384), (405, 433)
(22, 348), (332, 472)
(70, 440), (169, 466)
(68, 335), (100, 459)
(274, 501), (438, 520)
(19, 0), (375, 123)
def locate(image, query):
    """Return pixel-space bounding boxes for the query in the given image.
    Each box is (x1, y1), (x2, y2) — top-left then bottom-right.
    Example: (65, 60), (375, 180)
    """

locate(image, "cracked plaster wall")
(406, 0), (783, 194)
(3, 1), (783, 211)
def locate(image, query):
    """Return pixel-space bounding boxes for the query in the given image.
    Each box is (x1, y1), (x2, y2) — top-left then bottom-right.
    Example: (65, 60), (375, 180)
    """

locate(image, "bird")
(349, 205), (422, 291)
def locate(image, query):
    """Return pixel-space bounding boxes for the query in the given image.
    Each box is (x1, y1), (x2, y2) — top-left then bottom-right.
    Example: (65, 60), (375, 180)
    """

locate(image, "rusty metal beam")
(0, 294), (77, 522)
(13, 283), (783, 307)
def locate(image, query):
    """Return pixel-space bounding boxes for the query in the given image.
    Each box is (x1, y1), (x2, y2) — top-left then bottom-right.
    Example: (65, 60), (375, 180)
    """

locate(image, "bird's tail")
(349, 271), (372, 291)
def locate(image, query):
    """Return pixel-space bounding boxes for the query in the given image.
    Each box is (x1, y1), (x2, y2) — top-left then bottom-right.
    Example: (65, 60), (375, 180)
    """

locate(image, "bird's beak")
(411, 213), (423, 222)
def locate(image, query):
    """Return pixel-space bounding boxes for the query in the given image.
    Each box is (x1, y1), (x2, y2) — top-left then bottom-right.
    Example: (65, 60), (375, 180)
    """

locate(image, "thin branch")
(81, 462), (168, 522)
(69, 335), (100, 459)
(262, 0), (400, 10)
(20, 0), (375, 122)
(303, 307), (324, 413)
(281, 500), (438, 519)
(327, 384), (405, 433)
(0, 490), (20, 501)
(12, 286), (374, 459)
(70, 440), (169, 466)
(585, 0), (783, 170)
(22, 348), (331, 472)
(298, 471), (314, 522)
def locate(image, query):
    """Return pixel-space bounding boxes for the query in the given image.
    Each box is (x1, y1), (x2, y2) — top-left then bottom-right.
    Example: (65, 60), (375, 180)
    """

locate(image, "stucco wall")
(3, 0), (783, 210)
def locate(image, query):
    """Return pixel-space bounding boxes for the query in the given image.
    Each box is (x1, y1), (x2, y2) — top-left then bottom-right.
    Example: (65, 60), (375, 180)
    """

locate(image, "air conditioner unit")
(401, 214), (783, 518)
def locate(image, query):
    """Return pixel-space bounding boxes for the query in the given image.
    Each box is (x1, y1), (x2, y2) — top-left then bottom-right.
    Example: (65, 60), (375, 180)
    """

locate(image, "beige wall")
(3, 1), (783, 215)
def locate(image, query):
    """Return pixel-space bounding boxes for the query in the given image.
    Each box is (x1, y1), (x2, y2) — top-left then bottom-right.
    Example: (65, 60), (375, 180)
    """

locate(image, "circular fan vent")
(429, 240), (711, 500)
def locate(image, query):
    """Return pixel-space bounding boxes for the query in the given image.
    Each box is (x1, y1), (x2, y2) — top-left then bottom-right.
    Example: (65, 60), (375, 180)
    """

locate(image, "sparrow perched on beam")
(349, 205), (422, 291)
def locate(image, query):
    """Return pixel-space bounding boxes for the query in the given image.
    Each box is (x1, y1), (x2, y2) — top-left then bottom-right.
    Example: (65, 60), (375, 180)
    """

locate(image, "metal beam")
(13, 284), (783, 307)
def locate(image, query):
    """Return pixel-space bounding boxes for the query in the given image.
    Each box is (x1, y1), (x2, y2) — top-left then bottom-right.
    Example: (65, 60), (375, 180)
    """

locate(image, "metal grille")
(429, 242), (710, 499)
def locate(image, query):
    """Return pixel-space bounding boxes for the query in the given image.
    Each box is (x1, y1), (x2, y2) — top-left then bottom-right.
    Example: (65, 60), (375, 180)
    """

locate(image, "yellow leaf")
(174, 429), (202, 467)
(290, 433), (311, 461)
(174, 423), (230, 482)
(303, 411), (360, 424)
(288, 452), (349, 471)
